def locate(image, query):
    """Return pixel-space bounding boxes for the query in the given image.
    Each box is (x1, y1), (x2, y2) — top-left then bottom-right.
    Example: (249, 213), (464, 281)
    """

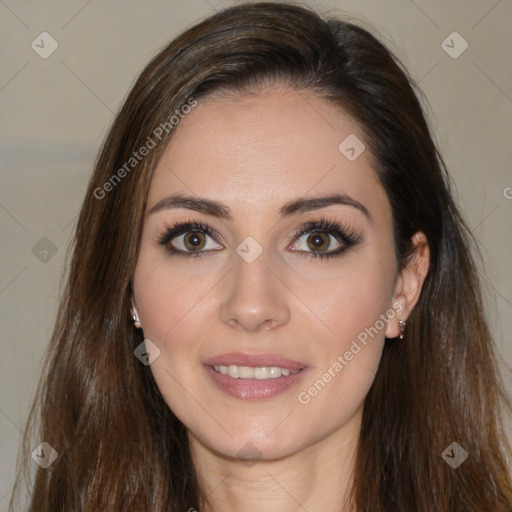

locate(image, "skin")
(131, 86), (429, 512)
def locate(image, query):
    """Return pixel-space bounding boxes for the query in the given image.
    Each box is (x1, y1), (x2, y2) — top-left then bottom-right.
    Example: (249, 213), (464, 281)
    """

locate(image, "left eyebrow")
(279, 193), (371, 221)
(148, 192), (371, 221)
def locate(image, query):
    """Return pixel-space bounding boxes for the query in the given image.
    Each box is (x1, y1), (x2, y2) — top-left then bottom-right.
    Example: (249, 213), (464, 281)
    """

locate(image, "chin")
(189, 419), (318, 463)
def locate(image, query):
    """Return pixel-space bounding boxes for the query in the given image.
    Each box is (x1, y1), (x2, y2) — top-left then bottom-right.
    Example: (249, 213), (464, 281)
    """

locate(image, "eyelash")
(156, 217), (363, 261)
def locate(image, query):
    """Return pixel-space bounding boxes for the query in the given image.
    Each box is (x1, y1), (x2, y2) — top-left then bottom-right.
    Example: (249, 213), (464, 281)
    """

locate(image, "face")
(131, 87), (402, 461)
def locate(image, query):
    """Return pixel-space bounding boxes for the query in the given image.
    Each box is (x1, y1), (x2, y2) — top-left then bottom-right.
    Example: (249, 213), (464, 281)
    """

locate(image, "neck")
(189, 412), (361, 512)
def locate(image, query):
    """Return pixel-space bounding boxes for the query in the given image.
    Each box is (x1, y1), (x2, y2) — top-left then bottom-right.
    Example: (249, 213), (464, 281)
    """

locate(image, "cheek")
(133, 253), (212, 346)
(132, 257), (215, 418)
(297, 251), (395, 353)
(292, 251), (395, 405)
(291, 271), (392, 440)
(324, 274), (392, 349)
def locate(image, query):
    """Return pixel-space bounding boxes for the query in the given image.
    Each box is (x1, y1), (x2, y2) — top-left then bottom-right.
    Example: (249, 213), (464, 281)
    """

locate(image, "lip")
(203, 352), (307, 371)
(204, 365), (309, 400)
(202, 352), (309, 400)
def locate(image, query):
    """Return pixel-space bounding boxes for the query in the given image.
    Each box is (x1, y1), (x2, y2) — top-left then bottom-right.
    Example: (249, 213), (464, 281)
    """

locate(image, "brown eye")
(183, 232), (207, 251)
(158, 221), (223, 258)
(288, 218), (364, 261)
(306, 231), (331, 252)
(292, 230), (342, 254)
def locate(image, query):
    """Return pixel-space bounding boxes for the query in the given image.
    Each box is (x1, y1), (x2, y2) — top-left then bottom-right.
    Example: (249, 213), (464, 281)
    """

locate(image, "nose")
(219, 249), (291, 333)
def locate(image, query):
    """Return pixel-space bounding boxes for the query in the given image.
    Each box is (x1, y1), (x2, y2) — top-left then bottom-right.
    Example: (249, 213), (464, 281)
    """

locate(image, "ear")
(385, 231), (430, 339)
(130, 295), (142, 329)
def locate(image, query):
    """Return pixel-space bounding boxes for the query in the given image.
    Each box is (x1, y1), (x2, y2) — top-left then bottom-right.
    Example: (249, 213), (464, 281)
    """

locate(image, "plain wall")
(1, 0), (511, 508)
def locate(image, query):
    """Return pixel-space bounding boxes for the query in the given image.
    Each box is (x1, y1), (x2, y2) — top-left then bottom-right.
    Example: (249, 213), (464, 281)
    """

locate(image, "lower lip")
(204, 365), (309, 400)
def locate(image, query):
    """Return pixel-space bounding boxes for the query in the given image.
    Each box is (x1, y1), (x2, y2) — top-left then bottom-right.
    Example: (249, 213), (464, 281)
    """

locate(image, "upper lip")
(203, 352), (307, 371)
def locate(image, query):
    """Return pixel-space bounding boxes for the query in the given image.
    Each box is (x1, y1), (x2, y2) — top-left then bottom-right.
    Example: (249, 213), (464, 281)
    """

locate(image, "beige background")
(1, 0), (511, 507)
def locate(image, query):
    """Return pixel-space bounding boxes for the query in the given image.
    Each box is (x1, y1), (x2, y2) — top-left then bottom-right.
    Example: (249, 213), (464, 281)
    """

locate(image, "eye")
(288, 217), (363, 260)
(157, 217), (363, 260)
(293, 231), (341, 253)
(157, 221), (223, 258)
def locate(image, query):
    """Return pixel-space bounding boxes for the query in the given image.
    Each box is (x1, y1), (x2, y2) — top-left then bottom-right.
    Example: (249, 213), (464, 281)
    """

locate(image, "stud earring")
(132, 313), (142, 329)
(398, 319), (407, 339)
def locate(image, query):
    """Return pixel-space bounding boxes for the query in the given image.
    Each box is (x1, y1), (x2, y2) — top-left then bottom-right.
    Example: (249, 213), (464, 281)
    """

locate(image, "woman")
(11, 2), (512, 511)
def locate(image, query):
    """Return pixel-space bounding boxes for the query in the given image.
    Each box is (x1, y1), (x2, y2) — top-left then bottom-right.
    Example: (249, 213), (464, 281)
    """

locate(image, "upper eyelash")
(156, 217), (363, 260)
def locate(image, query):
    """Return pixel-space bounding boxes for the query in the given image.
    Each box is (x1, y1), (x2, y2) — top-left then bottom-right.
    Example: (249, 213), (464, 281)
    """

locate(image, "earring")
(398, 319), (407, 339)
(132, 313), (142, 329)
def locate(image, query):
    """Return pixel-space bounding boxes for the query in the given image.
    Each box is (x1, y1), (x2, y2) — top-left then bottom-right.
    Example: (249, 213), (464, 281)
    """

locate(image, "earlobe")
(385, 231), (430, 339)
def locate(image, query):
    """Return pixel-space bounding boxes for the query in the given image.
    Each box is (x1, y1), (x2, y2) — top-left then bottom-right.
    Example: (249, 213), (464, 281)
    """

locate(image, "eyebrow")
(148, 192), (371, 221)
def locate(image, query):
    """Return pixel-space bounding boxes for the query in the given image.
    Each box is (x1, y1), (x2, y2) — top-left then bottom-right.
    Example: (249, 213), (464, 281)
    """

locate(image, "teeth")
(228, 365), (240, 378)
(212, 364), (300, 379)
(268, 367), (280, 378)
(253, 367), (269, 379)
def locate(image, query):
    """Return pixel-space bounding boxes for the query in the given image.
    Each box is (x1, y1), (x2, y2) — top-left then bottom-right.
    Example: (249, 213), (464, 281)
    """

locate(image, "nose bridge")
(232, 245), (274, 296)
(219, 243), (290, 331)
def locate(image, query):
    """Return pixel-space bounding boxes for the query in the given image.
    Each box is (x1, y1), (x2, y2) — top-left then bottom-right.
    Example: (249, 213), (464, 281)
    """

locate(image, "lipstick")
(203, 352), (309, 400)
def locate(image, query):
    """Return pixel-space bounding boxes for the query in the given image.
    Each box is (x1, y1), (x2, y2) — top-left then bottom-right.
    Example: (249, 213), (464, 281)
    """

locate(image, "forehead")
(147, 87), (389, 222)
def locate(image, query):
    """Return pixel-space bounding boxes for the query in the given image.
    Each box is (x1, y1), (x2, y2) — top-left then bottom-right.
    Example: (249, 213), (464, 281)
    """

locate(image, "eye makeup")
(156, 216), (364, 260)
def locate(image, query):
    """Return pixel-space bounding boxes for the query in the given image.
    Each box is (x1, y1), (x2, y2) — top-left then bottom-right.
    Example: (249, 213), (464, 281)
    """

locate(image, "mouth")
(203, 353), (309, 400)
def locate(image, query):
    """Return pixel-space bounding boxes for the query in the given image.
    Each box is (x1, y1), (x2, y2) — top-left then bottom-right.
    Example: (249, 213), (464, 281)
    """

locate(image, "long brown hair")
(11, 2), (512, 510)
